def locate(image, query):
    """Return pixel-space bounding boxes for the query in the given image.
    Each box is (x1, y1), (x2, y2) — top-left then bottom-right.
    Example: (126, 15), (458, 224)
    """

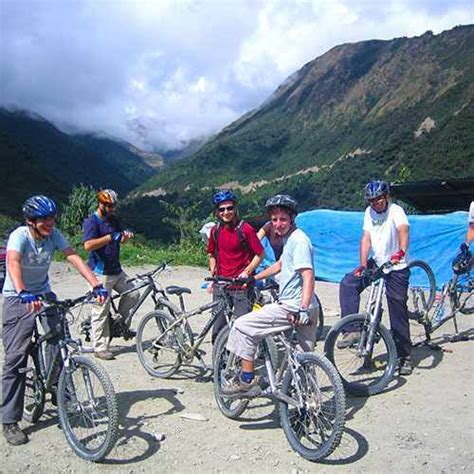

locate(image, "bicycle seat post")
(178, 295), (186, 312)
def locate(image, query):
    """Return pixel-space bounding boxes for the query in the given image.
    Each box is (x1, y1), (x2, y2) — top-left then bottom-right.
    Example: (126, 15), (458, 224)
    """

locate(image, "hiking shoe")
(94, 350), (115, 361)
(398, 357), (413, 376)
(220, 376), (261, 398)
(3, 423), (28, 446)
(336, 331), (361, 349)
(122, 328), (137, 340)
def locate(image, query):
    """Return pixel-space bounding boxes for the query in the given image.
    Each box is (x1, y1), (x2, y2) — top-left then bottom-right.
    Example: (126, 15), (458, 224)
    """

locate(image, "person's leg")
(385, 268), (412, 373)
(115, 271), (140, 328)
(211, 285), (229, 344)
(2, 297), (35, 444)
(91, 274), (116, 357)
(295, 307), (320, 352)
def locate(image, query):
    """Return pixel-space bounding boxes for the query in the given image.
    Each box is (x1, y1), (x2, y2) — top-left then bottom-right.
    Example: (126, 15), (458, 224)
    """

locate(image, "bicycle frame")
(361, 277), (386, 359)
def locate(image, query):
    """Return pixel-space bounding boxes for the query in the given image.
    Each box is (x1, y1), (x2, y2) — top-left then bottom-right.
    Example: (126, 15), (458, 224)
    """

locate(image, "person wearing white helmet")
(83, 189), (138, 360)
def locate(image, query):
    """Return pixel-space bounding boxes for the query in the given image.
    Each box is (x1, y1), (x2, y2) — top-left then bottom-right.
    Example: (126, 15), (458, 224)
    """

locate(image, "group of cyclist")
(2, 181), (472, 447)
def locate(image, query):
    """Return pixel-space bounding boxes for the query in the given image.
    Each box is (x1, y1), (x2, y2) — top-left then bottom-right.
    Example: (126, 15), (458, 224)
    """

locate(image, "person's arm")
(255, 259), (282, 280)
(84, 234), (115, 252)
(7, 250), (42, 311)
(238, 251), (264, 278)
(467, 224), (474, 246)
(209, 254), (217, 276)
(397, 224), (409, 254)
(299, 267), (315, 310)
(358, 231), (372, 269)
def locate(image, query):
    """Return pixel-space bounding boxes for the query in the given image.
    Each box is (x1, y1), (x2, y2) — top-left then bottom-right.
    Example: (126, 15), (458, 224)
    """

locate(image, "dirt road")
(1, 262), (473, 473)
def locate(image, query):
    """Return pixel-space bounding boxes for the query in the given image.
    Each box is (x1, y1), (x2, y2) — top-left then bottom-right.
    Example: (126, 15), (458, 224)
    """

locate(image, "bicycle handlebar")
(205, 276), (253, 286)
(362, 261), (394, 282)
(129, 261), (170, 282)
(38, 292), (95, 313)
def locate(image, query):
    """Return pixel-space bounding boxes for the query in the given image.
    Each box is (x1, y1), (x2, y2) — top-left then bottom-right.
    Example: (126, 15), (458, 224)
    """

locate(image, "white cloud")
(1, 0), (472, 151)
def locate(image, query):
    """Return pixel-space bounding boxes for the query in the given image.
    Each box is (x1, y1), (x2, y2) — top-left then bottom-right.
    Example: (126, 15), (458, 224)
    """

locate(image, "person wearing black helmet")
(83, 189), (138, 360)
(207, 189), (264, 343)
(338, 179), (413, 376)
(221, 194), (320, 397)
(257, 194), (298, 260)
(2, 196), (107, 446)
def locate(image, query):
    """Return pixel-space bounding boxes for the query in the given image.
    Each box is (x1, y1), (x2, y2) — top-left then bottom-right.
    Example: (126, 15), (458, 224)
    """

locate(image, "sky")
(1, 0), (472, 152)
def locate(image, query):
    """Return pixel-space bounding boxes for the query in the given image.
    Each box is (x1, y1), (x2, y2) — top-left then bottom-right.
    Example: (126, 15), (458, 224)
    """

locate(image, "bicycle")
(213, 322), (345, 461)
(253, 280), (325, 341)
(79, 262), (170, 342)
(407, 258), (473, 347)
(22, 293), (119, 462)
(136, 276), (278, 378)
(324, 261), (399, 396)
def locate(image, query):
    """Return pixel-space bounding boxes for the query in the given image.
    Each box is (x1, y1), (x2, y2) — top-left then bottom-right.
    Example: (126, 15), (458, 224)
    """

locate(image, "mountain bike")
(136, 276), (278, 378)
(213, 323), (345, 461)
(253, 280), (325, 341)
(22, 293), (119, 462)
(324, 261), (399, 396)
(79, 262), (170, 342)
(407, 258), (473, 346)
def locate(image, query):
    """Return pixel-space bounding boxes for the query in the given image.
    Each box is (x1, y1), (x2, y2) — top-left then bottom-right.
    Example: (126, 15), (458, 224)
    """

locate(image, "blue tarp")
(291, 209), (467, 287)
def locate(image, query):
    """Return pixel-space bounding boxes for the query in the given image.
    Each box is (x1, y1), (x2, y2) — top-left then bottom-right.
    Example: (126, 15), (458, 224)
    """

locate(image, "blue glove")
(111, 231), (122, 242)
(93, 284), (108, 299)
(18, 291), (40, 305)
(460, 242), (470, 255)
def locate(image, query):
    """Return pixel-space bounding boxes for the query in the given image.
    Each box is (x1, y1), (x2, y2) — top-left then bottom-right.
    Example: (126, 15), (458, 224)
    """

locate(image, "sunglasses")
(218, 205), (235, 213)
(368, 195), (386, 205)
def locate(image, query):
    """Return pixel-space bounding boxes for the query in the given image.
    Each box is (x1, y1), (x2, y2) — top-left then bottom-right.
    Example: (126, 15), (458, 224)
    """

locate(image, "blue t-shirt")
(83, 213), (122, 275)
(278, 228), (317, 311)
(2, 226), (69, 297)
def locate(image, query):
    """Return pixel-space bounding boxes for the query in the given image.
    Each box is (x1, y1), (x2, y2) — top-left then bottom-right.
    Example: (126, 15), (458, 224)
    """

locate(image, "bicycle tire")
(136, 310), (183, 378)
(22, 354), (45, 424)
(213, 327), (278, 419)
(324, 314), (397, 396)
(314, 293), (325, 341)
(451, 272), (474, 315)
(407, 260), (436, 321)
(57, 355), (119, 462)
(279, 352), (345, 461)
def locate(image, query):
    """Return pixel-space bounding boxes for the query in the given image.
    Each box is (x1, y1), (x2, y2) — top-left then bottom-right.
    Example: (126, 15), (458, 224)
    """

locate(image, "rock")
(229, 454), (241, 461)
(154, 432), (166, 442)
(179, 412), (208, 422)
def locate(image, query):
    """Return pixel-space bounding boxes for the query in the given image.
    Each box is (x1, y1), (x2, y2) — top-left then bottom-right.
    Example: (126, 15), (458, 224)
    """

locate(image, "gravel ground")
(1, 262), (473, 473)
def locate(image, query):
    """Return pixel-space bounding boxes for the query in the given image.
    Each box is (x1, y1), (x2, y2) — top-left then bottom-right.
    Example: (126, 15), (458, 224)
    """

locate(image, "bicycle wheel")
(314, 294), (325, 341)
(57, 355), (118, 462)
(324, 314), (397, 396)
(407, 260), (436, 321)
(22, 354), (45, 424)
(279, 352), (345, 461)
(136, 310), (183, 378)
(451, 272), (474, 315)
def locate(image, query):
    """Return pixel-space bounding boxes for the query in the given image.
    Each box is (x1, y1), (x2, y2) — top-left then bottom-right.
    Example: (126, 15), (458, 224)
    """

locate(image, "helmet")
(97, 189), (118, 205)
(23, 195), (57, 219)
(364, 180), (389, 201)
(265, 194), (298, 215)
(212, 189), (237, 207)
(452, 251), (472, 275)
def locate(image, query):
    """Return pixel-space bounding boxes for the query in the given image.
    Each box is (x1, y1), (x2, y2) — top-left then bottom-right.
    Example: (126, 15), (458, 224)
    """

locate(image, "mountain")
(0, 108), (161, 216)
(139, 25), (474, 211)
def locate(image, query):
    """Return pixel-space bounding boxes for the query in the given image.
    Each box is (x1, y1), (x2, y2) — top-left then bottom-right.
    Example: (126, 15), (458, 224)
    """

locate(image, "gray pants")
(91, 271), (139, 352)
(226, 303), (319, 361)
(1, 296), (61, 424)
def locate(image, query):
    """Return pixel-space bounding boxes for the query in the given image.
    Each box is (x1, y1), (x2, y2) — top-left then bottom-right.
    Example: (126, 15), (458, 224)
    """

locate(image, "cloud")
(1, 0), (472, 151)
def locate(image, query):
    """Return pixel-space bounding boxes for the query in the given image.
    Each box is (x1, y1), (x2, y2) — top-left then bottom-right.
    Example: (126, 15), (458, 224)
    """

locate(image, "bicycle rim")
(325, 314), (397, 396)
(279, 352), (345, 461)
(136, 310), (182, 378)
(58, 355), (118, 462)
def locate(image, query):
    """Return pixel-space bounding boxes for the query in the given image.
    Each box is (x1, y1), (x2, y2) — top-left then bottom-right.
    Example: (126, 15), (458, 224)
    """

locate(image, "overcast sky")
(1, 0), (472, 151)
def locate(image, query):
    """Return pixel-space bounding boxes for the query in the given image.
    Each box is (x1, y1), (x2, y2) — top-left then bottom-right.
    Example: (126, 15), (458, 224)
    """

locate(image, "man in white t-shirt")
(453, 201), (474, 274)
(338, 180), (413, 376)
(221, 195), (319, 397)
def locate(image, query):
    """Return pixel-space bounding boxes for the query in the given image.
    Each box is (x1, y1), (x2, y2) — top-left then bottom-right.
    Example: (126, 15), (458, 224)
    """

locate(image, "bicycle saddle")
(166, 285), (192, 296)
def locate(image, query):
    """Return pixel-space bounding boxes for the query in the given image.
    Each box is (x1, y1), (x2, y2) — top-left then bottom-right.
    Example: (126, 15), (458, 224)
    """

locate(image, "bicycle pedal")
(18, 367), (34, 374)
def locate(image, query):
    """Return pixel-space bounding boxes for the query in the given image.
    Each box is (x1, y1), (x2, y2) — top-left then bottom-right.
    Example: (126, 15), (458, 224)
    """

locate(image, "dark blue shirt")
(83, 213), (122, 275)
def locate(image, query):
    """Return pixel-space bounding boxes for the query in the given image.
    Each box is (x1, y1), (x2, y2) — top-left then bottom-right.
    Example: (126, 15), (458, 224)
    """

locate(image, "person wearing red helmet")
(83, 189), (138, 361)
(207, 189), (264, 343)
(2, 196), (106, 446)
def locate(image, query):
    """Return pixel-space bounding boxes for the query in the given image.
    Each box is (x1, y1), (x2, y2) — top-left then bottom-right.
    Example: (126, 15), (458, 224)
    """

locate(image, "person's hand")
(92, 284), (108, 304)
(353, 265), (366, 277)
(18, 290), (42, 312)
(390, 249), (406, 264)
(122, 229), (134, 242)
(287, 309), (310, 326)
(111, 231), (122, 242)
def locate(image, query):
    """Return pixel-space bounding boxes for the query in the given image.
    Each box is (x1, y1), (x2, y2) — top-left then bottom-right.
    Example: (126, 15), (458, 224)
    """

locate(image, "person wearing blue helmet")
(207, 189), (264, 343)
(2, 196), (107, 446)
(453, 200), (474, 274)
(338, 180), (413, 376)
